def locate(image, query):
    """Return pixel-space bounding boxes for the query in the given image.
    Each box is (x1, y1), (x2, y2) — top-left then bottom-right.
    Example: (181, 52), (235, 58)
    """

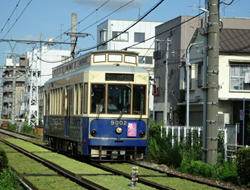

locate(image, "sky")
(0, 0), (249, 65)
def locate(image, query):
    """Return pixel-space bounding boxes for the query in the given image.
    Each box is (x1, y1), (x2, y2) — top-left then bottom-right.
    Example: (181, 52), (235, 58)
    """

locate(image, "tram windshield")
(91, 84), (146, 115)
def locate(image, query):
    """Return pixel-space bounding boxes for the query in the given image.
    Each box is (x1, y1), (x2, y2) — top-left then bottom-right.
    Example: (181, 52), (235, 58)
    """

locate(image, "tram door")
(65, 86), (74, 136)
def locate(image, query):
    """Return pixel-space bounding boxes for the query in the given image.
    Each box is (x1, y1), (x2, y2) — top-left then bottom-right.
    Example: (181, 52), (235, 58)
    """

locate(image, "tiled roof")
(220, 29), (250, 53)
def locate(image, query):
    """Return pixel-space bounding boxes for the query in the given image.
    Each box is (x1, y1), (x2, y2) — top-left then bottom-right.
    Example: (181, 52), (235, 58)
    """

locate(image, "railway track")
(0, 128), (242, 190)
(0, 130), (156, 189)
(0, 138), (107, 190)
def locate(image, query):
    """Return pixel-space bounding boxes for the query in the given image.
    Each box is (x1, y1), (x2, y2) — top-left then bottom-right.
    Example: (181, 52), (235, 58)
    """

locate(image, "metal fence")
(160, 124), (248, 161)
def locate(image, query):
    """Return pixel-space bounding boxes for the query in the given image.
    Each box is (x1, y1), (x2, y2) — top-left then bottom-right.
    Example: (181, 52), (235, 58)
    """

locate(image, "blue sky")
(0, 0), (249, 65)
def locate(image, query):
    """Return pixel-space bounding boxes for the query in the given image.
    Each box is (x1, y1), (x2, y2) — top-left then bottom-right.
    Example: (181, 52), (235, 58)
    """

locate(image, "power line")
(63, 0), (135, 44)
(122, 12), (204, 50)
(220, 0), (235, 5)
(53, 0), (110, 43)
(77, 0), (165, 54)
(3, 0), (33, 39)
(0, 0), (21, 34)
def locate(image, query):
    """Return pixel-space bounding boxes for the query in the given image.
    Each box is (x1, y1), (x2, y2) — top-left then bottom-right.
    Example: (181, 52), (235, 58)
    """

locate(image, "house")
(184, 28), (250, 145)
(154, 16), (250, 125)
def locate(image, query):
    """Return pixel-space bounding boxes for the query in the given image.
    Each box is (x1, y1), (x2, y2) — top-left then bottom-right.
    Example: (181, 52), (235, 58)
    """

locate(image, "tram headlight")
(91, 129), (97, 136)
(139, 130), (145, 137)
(115, 126), (123, 134)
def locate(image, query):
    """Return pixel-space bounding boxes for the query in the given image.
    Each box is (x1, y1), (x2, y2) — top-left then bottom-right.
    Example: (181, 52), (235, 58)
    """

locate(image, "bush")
(236, 147), (250, 186)
(180, 159), (216, 178)
(7, 123), (17, 131)
(215, 161), (238, 184)
(148, 122), (182, 168)
(20, 123), (33, 134)
(0, 169), (23, 190)
(0, 148), (8, 172)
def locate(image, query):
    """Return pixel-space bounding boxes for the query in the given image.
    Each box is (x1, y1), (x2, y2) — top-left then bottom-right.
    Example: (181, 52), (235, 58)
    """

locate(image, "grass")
(5, 138), (155, 189)
(0, 143), (86, 190)
(102, 163), (220, 190)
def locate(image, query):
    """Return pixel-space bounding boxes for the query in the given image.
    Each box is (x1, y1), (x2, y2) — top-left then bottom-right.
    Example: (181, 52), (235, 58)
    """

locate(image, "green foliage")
(1, 115), (10, 120)
(0, 148), (8, 172)
(236, 147), (250, 186)
(7, 123), (16, 131)
(180, 159), (216, 178)
(215, 161), (238, 184)
(0, 169), (23, 190)
(20, 123), (32, 134)
(148, 122), (182, 168)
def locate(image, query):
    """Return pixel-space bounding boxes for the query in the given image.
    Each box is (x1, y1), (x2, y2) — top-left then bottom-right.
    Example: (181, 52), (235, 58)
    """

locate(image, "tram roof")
(46, 64), (148, 84)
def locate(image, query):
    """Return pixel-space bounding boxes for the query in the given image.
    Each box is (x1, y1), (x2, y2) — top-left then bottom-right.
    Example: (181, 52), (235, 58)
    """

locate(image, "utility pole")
(202, 0), (209, 163)
(164, 38), (170, 125)
(206, 0), (219, 164)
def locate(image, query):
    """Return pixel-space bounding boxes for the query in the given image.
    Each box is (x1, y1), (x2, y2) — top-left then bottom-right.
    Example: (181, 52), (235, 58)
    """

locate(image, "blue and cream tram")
(43, 50), (149, 160)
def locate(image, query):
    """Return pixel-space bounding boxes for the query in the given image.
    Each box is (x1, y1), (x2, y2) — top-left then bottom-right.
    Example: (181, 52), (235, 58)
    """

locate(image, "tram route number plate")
(127, 123), (137, 137)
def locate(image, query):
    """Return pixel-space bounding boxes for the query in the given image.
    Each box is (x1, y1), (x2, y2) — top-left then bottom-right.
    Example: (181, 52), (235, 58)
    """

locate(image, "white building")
(26, 46), (70, 86)
(25, 46), (70, 125)
(97, 19), (163, 114)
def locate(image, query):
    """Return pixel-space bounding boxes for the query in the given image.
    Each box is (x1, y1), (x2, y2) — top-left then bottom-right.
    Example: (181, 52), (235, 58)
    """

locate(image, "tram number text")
(111, 120), (127, 126)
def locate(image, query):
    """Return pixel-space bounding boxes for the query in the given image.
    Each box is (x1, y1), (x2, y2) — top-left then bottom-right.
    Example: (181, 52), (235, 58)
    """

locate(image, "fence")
(160, 124), (247, 161)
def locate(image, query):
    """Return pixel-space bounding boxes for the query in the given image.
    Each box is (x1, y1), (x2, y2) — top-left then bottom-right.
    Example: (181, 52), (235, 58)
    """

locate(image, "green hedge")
(236, 147), (250, 186)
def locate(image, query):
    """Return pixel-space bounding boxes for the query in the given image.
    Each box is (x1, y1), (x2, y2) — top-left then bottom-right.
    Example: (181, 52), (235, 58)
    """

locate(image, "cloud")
(71, 0), (143, 9)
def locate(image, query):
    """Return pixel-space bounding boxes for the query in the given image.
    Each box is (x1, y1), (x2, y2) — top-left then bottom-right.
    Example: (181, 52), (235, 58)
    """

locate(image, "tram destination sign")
(105, 73), (134, 81)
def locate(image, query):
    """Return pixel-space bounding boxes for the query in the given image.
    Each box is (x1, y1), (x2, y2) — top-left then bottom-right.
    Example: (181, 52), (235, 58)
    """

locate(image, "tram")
(43, 50), (150, 160)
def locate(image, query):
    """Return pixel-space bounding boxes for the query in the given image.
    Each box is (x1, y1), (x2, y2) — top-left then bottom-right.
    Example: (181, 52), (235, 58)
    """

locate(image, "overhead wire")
(122, 11), (204, 50)
(0, 0), (21, 34)
(63, 0), (135, 44)
(77, 0), (166, 54)
(53, 0), (111, 45)
(38, 0), (163, 63)
(35, 0), (111, 62)
(3, 0), (33, 39)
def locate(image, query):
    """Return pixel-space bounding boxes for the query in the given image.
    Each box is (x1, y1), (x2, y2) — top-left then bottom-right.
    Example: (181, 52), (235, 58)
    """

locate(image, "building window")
(230, 62), (250, 90)
(155, 40), (162, 51)
(99, 30), (107, 42)
(134, 32), (145, 42)
(198, 62), (203, 88)
(112, 31), (128, 41)
(139, 56), (153, 64)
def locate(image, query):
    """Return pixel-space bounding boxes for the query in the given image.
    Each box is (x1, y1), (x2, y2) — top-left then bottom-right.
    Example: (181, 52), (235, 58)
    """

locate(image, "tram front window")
(133, 85), (146, 115)
(108, 85), (131, 114)
(91, 84), (105, 113)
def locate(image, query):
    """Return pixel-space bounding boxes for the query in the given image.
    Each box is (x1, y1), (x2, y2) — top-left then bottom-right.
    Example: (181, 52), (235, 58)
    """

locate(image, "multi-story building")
(154, 16), (201, 124)
(184, 28), (250, 145)
(97, 19), (163, 114)
(24, 46), (70, 124)
(154, 16), (250, 125)
(0, 56), (27, 119)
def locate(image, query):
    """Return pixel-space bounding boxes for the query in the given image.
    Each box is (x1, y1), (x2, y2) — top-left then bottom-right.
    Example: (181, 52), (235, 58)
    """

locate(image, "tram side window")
(108, 85), (131, 114)
(91, 84), (105, 113)
(133, 85), (146, 115)
(83, 83), (88, 114)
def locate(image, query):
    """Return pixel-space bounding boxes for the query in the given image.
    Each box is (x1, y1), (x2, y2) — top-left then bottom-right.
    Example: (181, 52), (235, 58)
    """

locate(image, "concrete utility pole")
(206, 0), (219, 164)
(164, 38), (170, 125)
